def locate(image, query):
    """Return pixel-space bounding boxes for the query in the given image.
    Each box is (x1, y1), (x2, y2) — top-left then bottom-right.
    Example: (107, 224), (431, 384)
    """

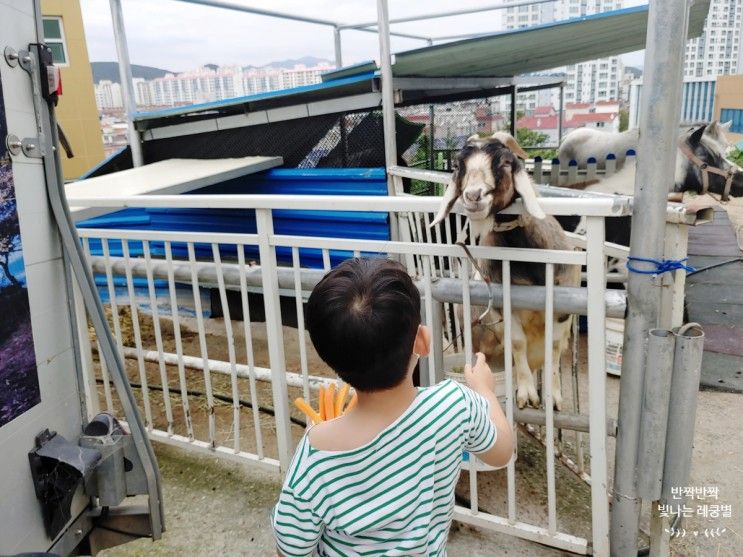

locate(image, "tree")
(516, 127), (549, 147)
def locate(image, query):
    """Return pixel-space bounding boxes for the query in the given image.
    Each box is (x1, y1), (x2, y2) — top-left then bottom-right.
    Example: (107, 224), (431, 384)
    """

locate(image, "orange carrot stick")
(343, 392), (358, 414)
(318, 386), (326, 421)
(335, 383), (350, 417)
(294, 398), (322, 425)
(325, 384), (336, 420)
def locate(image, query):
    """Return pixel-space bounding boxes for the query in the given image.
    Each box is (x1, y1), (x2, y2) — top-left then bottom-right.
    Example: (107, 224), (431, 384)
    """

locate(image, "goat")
(557, 120), (734, 170)
(558, 124), (743, 247)
(432, 133), (579, 410)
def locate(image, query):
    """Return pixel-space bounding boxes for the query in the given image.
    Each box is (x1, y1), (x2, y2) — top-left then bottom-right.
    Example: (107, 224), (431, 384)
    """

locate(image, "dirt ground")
(94, 309), (742, 556)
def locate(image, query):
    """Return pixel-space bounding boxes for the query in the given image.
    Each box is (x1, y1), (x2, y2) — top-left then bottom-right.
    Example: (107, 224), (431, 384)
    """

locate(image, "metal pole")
(510, 85), (517, 137)
(343, 0), (558, 29)
(558, 84), (564, 145)
(610, 0), (691, 554)
(109, 0), (143, 167)
(376, 0), (398, 196)
(333, 27), (343, 68)
(175, 0), (339, 26)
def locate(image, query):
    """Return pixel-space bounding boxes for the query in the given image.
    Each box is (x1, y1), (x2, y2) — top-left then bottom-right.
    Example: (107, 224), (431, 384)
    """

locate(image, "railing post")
(333, 26), (343, 68)
(73, 278), (100, 421)
(610, 0), (691, 553)
(109, 0), (143, 167)
(256, 208), (293, 471)
(558, 83), (564, 145)
(585, 216), (610, 556)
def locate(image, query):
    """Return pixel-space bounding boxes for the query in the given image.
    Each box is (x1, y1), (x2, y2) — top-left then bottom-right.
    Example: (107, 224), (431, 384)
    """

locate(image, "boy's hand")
(464, 352), (495, 394)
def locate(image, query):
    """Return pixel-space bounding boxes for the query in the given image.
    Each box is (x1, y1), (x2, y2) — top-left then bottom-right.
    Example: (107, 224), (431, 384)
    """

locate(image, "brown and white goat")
(432, 134), (579, 410)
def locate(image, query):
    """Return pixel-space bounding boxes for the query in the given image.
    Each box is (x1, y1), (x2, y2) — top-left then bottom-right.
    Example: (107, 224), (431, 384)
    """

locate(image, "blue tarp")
(78, 167), (390, 270)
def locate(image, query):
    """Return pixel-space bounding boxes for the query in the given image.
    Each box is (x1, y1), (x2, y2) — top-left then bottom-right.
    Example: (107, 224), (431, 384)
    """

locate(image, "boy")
(272, 258), (514, 556)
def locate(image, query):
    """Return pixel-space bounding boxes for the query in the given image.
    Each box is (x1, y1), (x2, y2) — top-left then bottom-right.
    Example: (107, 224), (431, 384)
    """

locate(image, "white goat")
(571, 124), (743, 200)
(558, 120), (733, 169)
(432, 133), (579, 410)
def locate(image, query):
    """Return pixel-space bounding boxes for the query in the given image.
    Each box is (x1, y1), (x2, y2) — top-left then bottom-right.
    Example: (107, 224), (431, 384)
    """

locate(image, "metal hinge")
(5, 134), (45, 158)
(4, 46), (32, 71)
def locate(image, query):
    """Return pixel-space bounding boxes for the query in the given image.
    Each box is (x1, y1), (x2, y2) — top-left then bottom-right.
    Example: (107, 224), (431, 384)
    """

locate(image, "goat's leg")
(513, 317), (539, 409)
(548, 315), (573, 411)
(550, 342), (563, 411)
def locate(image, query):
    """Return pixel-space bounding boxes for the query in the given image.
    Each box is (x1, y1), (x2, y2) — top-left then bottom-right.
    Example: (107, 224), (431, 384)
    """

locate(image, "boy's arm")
(463, 353), (515, 468)
(271, 485), (324, 556)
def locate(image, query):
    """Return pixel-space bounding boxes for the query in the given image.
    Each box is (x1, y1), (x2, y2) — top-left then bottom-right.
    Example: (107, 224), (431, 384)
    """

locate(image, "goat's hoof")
(516, 390), (529, 409)
(528, 389), (540, 408)
(552, 391), (563, 412)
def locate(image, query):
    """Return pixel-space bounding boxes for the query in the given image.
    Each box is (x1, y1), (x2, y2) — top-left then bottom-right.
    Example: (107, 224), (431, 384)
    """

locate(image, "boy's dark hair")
(305, 257), (421, 392)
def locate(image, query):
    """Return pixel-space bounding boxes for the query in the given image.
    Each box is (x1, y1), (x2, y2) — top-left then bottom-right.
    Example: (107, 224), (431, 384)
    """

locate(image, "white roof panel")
(67, 156), (282, 222)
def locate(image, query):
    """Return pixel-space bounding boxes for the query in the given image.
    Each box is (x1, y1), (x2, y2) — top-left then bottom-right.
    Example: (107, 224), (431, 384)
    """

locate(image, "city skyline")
(94, 61), (336, 109)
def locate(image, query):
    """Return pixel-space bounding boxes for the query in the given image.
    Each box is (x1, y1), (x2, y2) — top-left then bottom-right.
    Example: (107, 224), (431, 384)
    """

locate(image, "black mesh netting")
(88, 110), (426, 178)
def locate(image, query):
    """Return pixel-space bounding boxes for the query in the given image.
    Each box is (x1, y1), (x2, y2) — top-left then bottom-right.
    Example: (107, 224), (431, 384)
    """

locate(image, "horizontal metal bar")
(122, 347), (333, 392)
(270, 234), (587, 265)
(514, 407), (616, 436)
(77, 228), (259, 245)
(341, 0), (557, 29)
(171, 0), (339, 27)
(392, 77), (517, 90)
(453, 506), (588, 554)
(88, 255), (626, 317)
(68, 193), (632, 217)
(147, 429), (281, 473)
(360, 28), (432, 41)
(538, 185), (712, 226)
(128, 341), (614, 437)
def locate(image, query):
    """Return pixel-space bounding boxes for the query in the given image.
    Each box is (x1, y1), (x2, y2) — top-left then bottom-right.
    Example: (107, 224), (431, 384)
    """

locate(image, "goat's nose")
(465, 190), (481, 203)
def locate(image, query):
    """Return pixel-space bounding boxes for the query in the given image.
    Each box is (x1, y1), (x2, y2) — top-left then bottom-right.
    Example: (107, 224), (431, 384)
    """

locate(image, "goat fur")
(433, 133), (579, 410)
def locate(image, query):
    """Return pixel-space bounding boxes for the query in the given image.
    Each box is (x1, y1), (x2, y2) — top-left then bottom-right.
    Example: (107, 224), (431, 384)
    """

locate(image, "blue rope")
(626, 256), (696, 276)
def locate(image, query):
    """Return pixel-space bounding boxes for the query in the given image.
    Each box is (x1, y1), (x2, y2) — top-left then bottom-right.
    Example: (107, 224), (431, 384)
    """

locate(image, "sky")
(79, 0), (646, 72)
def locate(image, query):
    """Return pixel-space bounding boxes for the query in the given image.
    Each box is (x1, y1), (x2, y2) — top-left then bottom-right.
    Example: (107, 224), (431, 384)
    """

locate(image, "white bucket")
(605, 317), (625, 376)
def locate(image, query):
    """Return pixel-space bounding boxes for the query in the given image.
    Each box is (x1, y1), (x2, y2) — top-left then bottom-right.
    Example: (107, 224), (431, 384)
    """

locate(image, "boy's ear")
(414, 325), (431, 358)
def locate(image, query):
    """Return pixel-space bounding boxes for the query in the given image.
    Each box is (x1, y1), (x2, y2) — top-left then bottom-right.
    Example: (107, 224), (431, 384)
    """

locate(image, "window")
(42, 17), (68, 66)
(720, 108), (743, 134)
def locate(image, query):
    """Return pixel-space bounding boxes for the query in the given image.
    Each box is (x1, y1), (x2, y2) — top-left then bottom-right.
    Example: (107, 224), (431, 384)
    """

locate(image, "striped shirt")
(271, 379), (497, 556)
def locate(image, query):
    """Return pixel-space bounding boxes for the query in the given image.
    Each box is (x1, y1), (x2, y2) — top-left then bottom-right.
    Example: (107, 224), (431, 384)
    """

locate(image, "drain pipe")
(636, 329), (676, 500)
(609, 0), (691, 553)
(660, 324), (705, 502)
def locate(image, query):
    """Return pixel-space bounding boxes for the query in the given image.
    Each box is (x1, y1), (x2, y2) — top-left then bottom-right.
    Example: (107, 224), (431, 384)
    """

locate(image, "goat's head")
(677, 124), (743, 198)
(432, 133), (545, 226)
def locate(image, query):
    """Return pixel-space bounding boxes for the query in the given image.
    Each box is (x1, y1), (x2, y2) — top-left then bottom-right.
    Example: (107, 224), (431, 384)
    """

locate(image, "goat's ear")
(689, 125), (706, 146)
(430, 177), (459, 227)
(720, 120), (733, 132)
(491, 131), (529, 160)
(513, 169), (546, 219)
(467, 133), (480, 143)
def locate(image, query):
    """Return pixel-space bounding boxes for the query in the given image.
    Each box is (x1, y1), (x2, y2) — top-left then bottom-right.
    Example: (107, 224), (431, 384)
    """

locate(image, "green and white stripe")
(272, 380), (496, 556)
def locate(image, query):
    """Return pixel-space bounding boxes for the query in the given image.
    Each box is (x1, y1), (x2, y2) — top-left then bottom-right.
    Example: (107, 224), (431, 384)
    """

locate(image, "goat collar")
(492, 215), (525, 232)
(678, 139), (735, 202)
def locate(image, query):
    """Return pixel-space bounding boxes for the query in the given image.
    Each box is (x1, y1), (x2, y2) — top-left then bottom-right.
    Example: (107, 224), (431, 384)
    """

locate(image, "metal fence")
(68, 183), (664, 554)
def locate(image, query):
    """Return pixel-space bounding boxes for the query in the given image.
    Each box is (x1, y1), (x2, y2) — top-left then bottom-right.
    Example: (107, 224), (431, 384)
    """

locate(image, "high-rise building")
(503, 0), (625, 108)
(94, 80), (123, 109)
(684, 0), (743, 78)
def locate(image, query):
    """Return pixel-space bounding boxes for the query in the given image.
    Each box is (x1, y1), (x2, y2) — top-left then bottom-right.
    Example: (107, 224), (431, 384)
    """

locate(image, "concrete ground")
(100, 387), (741, 557)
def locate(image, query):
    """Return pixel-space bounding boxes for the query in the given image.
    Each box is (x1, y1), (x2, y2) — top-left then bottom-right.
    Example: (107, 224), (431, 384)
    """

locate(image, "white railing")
(69, 190), (694, 554)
